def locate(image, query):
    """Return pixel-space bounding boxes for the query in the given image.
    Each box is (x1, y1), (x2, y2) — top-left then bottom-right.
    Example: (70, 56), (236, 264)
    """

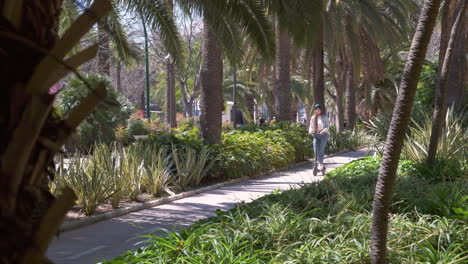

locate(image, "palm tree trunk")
(245, 93), (255, 122)
(344, 37), (356, 130)
(443, 0), (466, 109)
(97, 23), (111, 76)
(116, 61), (122, 92)
(1, 1), (110, 262)
(335, 80), (345, 132)
(200, 19), (223, 144)
(427, 0), (465, 167)
(312, 28), (325, 113)
(274, 21), (292, 122)
(345, 66), (356, 130)
(370, 0), (441, 263)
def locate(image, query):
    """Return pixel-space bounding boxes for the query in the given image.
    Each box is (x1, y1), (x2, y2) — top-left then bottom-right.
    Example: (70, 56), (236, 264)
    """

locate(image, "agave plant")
(122, 144), (145, 201)
(171, 145), (216, 191)
(92, 143), (131, 209)
(142, 146), (173, 197)
(402, 108), (468, 163)
(65, 153), (117, 215)
(49, 154), (69, 197)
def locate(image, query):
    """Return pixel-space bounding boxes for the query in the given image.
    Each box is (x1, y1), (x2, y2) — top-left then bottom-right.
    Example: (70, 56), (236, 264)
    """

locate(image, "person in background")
(270, 116), (277, 125)
(259, 116), (265, 126)
(308, 104), (329, 171)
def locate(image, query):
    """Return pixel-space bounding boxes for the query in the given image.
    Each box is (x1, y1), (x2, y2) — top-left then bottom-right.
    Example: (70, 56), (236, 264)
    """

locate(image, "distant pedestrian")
(235, 110), (244, 126)
(259, 116), (265, 126)
(270, 116), (277, 125)
(308, 104), (329, 171)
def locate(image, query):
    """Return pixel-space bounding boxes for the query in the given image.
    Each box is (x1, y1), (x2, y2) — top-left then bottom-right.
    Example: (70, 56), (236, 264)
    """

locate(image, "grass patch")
(101, 156), (468, 263)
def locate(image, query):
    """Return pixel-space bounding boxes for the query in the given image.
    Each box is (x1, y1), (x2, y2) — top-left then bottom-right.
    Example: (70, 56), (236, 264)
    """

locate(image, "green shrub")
(216, 130), (295, 178)
(142, 147), (173, 197)
(58, 74), (133, 151)
(102, 156), (467, 263)
(64, 153), (117, 215)
(122, 144), (145, 201)
(326, 125), (374, 154)
(364, 113), (392, 141)
(172, 145), (215, 191)
(92, 143), (130, 209)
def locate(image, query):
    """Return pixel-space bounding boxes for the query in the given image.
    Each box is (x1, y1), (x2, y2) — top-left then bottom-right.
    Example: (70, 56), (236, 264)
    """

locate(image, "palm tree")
(370, 0), (442, 262)
(177, 0), (275, 144)
(0, 1), (112, 262)
(439, 0), (467, 109)
(274, 21), (292, 121)
(426, 0), (466, 167)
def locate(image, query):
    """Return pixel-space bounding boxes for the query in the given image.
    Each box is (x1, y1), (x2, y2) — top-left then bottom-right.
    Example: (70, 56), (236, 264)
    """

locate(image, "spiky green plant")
(402, 108), (467, 166)
(171, 145), (215, 191)
(122, 144), (145, 201)
(92, 143), (131, 209)
(65, 153), (117, 215)
(142, 147), (173, 197)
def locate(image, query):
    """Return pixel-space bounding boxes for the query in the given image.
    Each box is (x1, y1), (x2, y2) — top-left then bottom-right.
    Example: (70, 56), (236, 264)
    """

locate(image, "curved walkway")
(47, 148), (373, 264)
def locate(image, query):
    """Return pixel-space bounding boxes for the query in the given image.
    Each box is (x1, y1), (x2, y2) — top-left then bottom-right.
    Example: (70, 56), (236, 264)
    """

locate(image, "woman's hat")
(314, 104), (322, 109)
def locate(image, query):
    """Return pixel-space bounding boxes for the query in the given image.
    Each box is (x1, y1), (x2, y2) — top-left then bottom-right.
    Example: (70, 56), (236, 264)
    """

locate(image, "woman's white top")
(308, 115), (329, 134)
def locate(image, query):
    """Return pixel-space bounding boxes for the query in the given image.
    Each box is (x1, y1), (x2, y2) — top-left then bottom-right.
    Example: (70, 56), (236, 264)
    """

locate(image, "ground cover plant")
(101, 155), (467, 263)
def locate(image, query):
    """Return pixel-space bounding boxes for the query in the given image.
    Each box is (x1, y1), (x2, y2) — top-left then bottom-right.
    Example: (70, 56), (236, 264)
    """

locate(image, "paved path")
(47, 148), (373, 264)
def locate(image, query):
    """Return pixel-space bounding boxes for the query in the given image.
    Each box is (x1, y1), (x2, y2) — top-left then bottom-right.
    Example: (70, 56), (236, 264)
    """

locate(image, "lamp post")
(232, 64), (238, 128)
(141, 13), (150, 120)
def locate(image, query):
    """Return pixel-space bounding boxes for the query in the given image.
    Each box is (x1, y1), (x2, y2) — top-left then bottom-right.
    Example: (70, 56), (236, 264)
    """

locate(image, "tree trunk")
(0, 1), (110, 262)
(116, 61), (122, 92)
(200, 19), (223, 144)
(245, 93), (255, 122)
(344, 37), (357, 130)
(335, 82), (345, 132)
(274, 21), (292, 122)
(97, 23), (111, 76)
(444, 0), (467, 109)
(370, 0), (441, 263)
(312, 27), (325, 113)
(427, 0), (466, 167)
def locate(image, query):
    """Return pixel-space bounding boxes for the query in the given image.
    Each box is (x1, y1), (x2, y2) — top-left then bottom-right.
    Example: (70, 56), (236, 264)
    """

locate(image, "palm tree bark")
(345, 65), (356, 130)
(1, 1), (110, 262)
(344, 38), (356, 130)
(97, 23), (111, 76)
(274, 21), (292, 122)
(370, 0), (441, 263)
(116, 61), (122, 92)
(442, 0), (467, 109)
(200, 19), (223, 144)
(312, 28), (325, 113)
(426, 0), (466, 167)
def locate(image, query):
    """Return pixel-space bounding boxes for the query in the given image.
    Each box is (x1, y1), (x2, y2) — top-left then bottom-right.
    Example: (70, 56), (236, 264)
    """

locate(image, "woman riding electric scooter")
(308, 104), (329, 175)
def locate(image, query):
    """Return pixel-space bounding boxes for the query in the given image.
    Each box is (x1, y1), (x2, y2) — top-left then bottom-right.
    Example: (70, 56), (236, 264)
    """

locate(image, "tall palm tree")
(439, 0), (466, 109)
(426, 0), (466, 167)
(0, 1), (112, 262)
(274, 21), (292, 121)
(370, 0), (442, 262)
(177, 0), (275, 144)
(165, 0), (177, 128)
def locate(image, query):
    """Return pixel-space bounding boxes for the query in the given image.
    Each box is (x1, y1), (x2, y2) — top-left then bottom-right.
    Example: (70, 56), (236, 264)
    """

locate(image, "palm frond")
(119, 0), (185, 66)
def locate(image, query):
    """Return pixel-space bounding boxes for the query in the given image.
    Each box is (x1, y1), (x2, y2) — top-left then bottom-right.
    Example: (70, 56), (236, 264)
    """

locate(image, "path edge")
(59, 146), (371, 232)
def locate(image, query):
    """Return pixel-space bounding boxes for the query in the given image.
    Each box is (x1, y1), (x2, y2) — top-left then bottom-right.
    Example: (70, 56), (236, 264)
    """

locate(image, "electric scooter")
(312, 133), (326, 176)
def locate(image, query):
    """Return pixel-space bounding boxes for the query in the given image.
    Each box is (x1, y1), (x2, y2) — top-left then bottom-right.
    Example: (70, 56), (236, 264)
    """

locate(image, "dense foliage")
(57, 74), (133, 151)
(102, 156), (467, 263)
